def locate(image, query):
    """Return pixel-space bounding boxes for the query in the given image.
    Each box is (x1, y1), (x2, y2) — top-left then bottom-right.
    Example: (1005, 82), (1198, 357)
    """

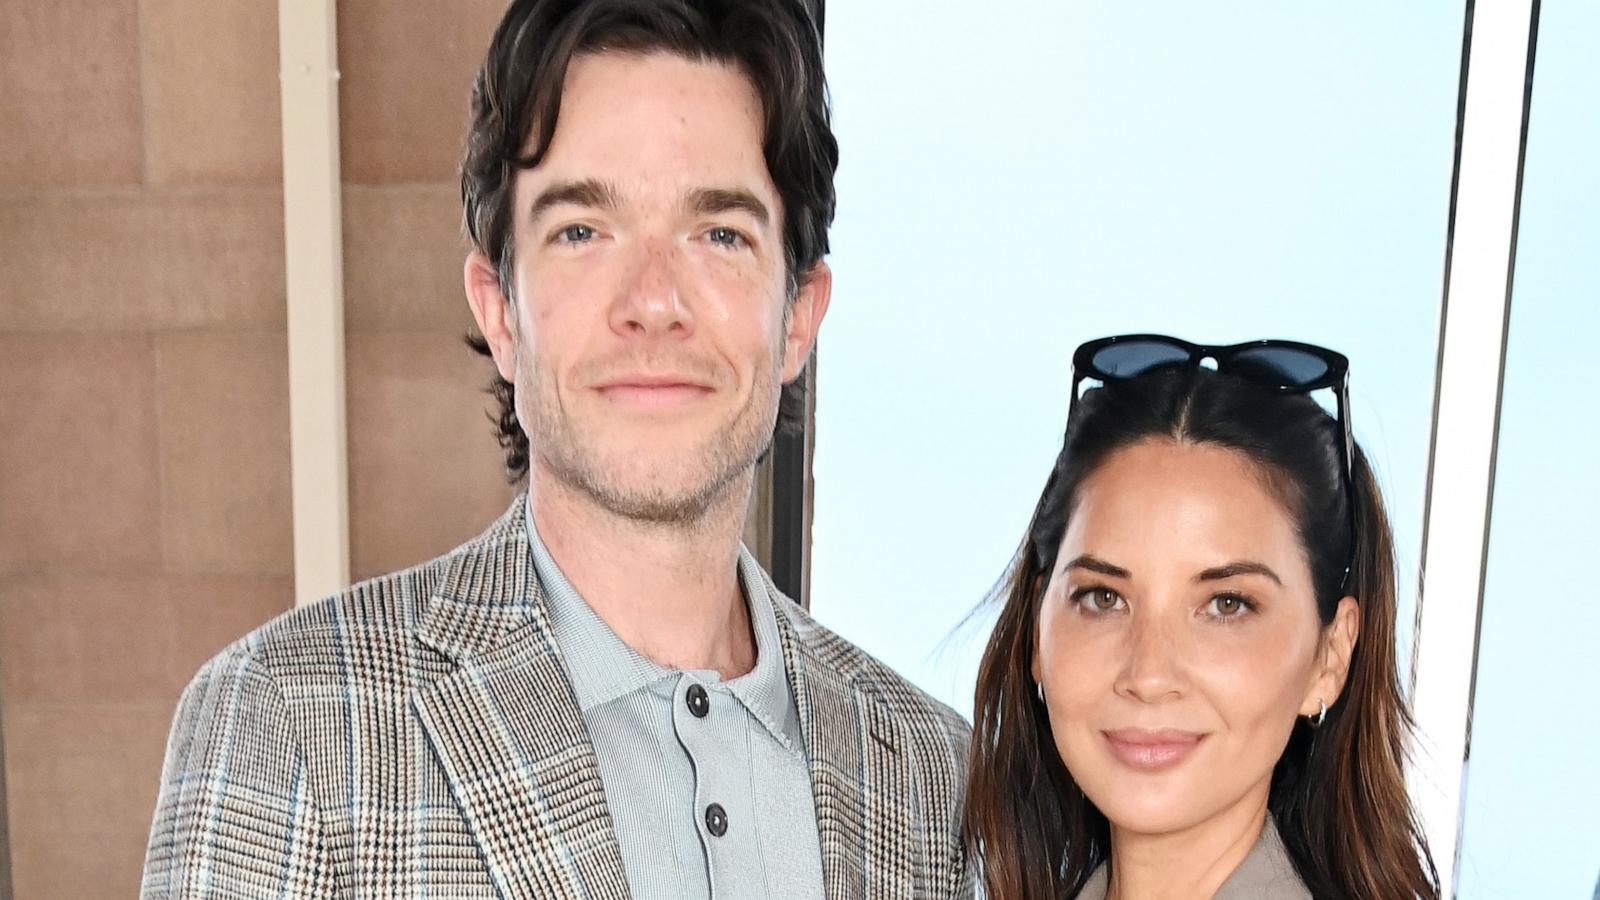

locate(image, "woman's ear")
(1303, 595), (1360, 716)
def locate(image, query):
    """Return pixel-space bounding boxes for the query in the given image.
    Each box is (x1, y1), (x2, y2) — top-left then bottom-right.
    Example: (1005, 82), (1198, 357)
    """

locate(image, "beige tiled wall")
(337, 1), (519, 582)
(1, 3), (144, 189)
(337, 0), (509, 184)
(0, 3), (514, 896)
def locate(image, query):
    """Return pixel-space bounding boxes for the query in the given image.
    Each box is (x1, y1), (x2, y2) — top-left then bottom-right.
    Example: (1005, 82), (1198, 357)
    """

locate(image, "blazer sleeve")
(141, 645), (336, 898)
(949, 723), (978, 900)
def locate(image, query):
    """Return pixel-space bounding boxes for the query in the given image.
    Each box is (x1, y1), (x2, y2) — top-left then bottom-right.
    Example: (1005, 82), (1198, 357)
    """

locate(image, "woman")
(965, 335), (1438, 899)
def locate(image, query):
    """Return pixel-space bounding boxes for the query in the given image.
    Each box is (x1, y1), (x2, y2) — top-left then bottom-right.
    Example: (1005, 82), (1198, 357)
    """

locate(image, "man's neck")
(1105, 787), (1269, 900)
(528, 466), (757, 680)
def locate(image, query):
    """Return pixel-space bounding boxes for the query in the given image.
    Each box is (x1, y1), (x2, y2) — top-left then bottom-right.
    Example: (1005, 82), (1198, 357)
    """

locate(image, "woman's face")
(1033, 438), (1357, 837)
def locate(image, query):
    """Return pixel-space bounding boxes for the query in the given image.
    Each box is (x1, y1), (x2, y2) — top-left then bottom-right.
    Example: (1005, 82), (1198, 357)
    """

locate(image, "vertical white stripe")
(278, 0), (351, 605)
(1410, 1), (1535, 894)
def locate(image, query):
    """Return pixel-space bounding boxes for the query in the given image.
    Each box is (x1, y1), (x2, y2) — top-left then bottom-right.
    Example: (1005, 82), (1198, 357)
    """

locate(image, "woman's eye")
(1074, 587), (1124, 614)
(1208, 594), (1252, 618)
(706, 226), (745, 247)
(555, 224), (595, 244)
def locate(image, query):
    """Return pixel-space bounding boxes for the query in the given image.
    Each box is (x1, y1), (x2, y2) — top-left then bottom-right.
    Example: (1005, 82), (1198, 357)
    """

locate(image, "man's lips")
(593, 376), (714, 408)
(1102, 728), (1206, 771)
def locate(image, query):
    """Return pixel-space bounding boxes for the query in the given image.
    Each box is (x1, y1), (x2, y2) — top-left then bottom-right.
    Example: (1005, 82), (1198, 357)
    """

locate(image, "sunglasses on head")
(1068, 334), (1356, 591)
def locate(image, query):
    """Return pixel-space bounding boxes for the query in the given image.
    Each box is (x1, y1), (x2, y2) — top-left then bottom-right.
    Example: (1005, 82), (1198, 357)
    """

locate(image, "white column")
(278, 0), (350, 606)
(1410, 0), (1536, 894)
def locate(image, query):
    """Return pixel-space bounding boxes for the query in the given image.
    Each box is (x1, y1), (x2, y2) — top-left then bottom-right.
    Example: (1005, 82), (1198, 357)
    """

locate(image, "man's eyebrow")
(688, 187), (770, 227)
(529, 179), (620, 221)
(1062, 555), (1131, 579)
(1196, 561), (1283, 586)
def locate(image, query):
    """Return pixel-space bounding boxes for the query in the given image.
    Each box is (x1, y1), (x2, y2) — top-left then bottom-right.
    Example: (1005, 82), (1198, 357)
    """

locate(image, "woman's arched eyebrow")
(1196, 561), (1282, 586)
(1062, 554), (1130, 579)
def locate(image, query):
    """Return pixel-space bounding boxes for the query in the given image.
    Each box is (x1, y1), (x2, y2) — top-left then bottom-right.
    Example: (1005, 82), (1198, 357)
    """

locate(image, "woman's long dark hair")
(964, 369), (1438, 900)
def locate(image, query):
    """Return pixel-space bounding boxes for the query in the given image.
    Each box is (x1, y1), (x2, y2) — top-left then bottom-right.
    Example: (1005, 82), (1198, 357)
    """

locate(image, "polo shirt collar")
(526, 501), (800, 750)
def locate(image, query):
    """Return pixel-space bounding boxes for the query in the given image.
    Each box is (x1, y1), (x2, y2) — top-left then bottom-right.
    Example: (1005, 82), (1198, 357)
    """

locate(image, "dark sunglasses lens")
(1229, 347), (1330, 387)
(1090, 340), (1191, 378)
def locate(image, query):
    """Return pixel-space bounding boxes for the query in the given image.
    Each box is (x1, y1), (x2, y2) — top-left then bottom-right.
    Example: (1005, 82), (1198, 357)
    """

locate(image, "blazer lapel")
(776, 603), (919, 900)
(413, 502), (630, 900)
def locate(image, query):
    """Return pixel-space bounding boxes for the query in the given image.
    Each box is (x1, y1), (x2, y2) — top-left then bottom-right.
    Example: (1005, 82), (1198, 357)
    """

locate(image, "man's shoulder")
(188, 543), (466, 696)
(191, 498), (529, 693)
(774, 594), (972, 748)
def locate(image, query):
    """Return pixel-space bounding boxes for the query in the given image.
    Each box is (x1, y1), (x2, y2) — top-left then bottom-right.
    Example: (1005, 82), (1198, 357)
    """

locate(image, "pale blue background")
(810, 1), (1593, 896)
(1456, 2), (1600, 897)
(815, 1), (1460, 723)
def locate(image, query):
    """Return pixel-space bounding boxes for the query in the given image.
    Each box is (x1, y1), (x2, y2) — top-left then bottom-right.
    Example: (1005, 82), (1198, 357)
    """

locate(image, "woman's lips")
(1102, 729), (1206, 771)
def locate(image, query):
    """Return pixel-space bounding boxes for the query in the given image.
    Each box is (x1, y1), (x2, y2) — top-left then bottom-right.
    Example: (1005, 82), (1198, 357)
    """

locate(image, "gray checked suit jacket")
(142, 496), (975, 899)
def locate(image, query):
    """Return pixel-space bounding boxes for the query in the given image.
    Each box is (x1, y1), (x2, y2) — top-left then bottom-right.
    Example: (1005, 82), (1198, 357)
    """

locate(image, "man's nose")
(609, 237), (693, 339)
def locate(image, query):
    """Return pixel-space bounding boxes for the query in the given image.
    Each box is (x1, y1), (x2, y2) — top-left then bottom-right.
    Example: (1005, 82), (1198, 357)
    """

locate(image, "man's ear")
(464, 250), (519, 383)
(1303, 595), (1360, 716)
(780, 260), (832, 383)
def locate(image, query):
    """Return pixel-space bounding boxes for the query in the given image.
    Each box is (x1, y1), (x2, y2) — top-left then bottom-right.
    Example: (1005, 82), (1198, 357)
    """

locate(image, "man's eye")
(707, 226), (744, 247)
(555, 224), (595, 243)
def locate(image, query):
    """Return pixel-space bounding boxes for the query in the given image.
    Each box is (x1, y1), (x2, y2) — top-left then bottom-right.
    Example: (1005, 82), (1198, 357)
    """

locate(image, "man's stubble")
(516, 332), (786, 528)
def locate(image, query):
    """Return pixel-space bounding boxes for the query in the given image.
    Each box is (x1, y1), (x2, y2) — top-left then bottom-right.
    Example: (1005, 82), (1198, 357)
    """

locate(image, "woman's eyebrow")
(1195, 561), (1282, 586)
(1062, 554), (1130, 579)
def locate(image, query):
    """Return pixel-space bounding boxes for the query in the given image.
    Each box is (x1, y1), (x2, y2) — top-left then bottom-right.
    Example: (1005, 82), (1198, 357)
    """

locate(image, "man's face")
(467, 51), (829, 523)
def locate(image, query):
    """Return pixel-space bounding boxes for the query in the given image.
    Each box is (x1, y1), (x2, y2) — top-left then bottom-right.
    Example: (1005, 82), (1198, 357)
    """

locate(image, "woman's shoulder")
(1074, 864), (1110, 900)
(1214, 817), (1313, 900)
(1071, 818), (1310, 900)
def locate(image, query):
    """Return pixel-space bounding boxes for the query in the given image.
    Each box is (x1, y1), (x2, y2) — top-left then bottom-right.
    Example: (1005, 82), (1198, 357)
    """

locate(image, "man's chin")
(562, 456), (753, 524)
(531, 417), (769, 522)
(584, 478), (728, 524)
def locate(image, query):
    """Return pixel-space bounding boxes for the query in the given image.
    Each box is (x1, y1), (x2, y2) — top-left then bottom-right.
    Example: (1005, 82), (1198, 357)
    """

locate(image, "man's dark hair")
(461, 0), (838, 482)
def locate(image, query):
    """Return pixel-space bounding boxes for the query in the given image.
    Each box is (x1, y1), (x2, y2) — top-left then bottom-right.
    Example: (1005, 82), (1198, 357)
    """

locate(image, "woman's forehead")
(1060, 439), (1312, 581)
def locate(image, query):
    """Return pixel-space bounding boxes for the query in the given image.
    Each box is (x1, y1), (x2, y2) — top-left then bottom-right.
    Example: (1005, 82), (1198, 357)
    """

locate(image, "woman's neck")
(1105, 790), (1269, 900)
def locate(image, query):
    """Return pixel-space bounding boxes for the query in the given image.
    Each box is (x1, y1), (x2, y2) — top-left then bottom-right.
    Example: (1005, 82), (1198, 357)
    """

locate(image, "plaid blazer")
(143, 496), (975, 899)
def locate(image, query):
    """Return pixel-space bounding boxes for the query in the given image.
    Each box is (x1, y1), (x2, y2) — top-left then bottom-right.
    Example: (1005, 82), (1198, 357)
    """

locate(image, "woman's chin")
(1080, 782), (1217, 838)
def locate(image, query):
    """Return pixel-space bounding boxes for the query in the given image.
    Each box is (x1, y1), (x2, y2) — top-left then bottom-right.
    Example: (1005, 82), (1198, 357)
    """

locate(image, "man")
(142, 1), (973, 897)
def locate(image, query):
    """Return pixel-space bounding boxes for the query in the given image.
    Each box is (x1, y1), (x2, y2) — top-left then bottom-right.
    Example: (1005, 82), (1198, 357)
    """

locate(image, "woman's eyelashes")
(1204, 592), (1258, 622)
(1066, 584), (1261, 622)
(1070, 585), (1127, 616)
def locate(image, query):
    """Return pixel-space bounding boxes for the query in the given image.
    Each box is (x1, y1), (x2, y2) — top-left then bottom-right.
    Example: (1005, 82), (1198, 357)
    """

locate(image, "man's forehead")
(532, 50), (765, 147)
(509, 51), (781, 216)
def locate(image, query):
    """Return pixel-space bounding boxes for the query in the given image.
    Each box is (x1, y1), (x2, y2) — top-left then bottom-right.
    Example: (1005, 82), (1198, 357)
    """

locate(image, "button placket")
(673, 672), (754, 892)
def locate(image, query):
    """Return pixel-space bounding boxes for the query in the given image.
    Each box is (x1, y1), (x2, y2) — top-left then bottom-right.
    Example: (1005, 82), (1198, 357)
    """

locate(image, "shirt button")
(704, 802), (728, 837)
(686, 683), (710, 718)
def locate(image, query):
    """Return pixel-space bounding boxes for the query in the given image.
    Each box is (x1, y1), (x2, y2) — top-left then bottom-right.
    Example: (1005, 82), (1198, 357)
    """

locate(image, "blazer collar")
(1077, 815), (1311, 900)
(412, 494), (914, 900)
(765, 567), (918, 900)
(412, 493), (631, 900)
(414, 494), (541, 664)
